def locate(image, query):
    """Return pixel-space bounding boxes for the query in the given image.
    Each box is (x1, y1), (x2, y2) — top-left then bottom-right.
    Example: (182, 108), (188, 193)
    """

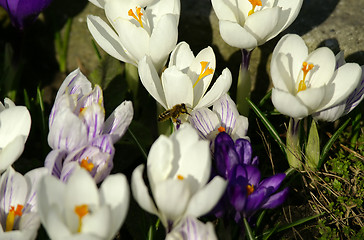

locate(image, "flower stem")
(286, 118), (303, 169)
(236, 49), (252, 116)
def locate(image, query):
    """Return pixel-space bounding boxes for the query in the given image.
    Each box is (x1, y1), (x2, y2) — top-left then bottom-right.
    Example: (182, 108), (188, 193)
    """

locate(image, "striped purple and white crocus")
(0, 167), (48, 239)
(313, 52), (364, 122)
(165, 216), (217, 240)
(45, 68), (134, 183)
(189, 93), (249, 145)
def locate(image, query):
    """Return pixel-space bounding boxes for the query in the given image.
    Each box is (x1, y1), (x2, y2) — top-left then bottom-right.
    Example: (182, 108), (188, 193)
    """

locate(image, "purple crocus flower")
(213, 132), (288, 224)
(45, 69), (134, 183)
(0, 0), (53, 29)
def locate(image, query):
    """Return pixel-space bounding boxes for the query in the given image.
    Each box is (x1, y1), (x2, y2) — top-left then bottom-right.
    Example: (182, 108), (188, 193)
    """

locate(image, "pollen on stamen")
(297, 62), (314, 93)
(128, 7), (144, 28)
(246, 184), (254, 196)
(75, 204), (89, 233)
(5, 204), (23, 232)
(248, 0), (262, 16)
(218, 126), (226, 132)
(193, 61), (214, 88)
(80, 158), (94, 172)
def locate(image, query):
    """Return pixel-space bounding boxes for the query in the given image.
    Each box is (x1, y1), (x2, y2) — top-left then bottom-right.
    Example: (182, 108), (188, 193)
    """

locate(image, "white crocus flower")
(211, 0), (303, 50)
(37, 168), (129, 240)
(190, 93), (249, 142)
(0, 167), (48, 239)
(165, 216), (217, 240)
(87, 0), (180, 73)
(270, 34), (362, 119)
(312, 52), (364, 122)
(138, 42), (232, 117)
(0, 99), (31, 173)
(131, 124), (227, 232)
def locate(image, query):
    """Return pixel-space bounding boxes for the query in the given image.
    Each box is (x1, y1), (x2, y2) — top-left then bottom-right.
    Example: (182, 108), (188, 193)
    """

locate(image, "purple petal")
(234, 138), (253, 165)
(261, 187), (289, 209)
(190, 108), (219, 140)
(244, 188), (267, 218)
(258, 173), (286, 193)
(213, 94), (238, 135)
(234, 165), (261, 186)
(214, 132), (239, 178)
(228, 183), (246, 212)
(44, 149), (66, 178)
(79, 103), (105, 142)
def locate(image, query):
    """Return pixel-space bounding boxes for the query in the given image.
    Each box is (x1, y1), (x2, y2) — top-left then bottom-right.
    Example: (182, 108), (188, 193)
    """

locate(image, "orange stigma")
(218, 126), (226, 132)
(6, 204), (23, 231)
(297, 62), (314, 93)
(193, 61), (214, 88)
(75, 204), (89, 233)
(80, 158), (94, 172)
(248, 0), (262, 16)
(246, 185), (254, 196)
(128, 7), (144, 28)
(177, 175), (184, 180)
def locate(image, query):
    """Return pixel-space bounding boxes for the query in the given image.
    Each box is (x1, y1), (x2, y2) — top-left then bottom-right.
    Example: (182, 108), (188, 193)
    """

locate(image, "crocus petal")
(296, 86), (326, 112)
(271, 88), (309, 119)
(318, 63), (362, 111)
(185, 176), (227, 218)
(89, 0), (106, 9)
(0, 136), (25, 172)
(100, 174), (130, 239)
(343, 67), (364, 114)
(213, 94), (238, 135)
(169, 41), (195, 71)
(55, 68), (92, 101)
(44, 149), (66, 178)
(23, 167), (49, 213)
(189, 108), (219, 140)
(219, 20), (257, 50)
(149, 14), (178, 72)
(244, 7), (280, 44)
(81, 206), (111, 238)
(103, 100), (133, 144)
(211, 0), (239, 22)
(138, 56), (168, 108)
(87, 16), (135, 65)
(0, 167), (27, 212)
(80, 103), (105, 142)
(131, 165), (158, 216)
(43, 207), (72, 239)
(261, 187), (289, 209)
(235, 138), (253, 165)
(214, 132), (240, 178)
(154, 179), (191, 227)
(259, 173), (286, 192)
(195, 68), (232, 109)
(162, 67), (194, 108)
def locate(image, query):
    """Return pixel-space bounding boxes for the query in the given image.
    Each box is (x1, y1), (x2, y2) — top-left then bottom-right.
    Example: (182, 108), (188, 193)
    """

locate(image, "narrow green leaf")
(91, 39), (102, 61)
(318, 118), (350, 169)
(243, 218), (255, 240)
(262, 224), (279, 240)
(258, 89), (272, 107)
(23, 89), (31, 110)
(147, 224), (154, 240)
(255, 210), (266, 229)
(246, 98), (286, 154)
(275, 213), (323, 232)
(37, 87), (49, 157)
(128, 128), (148, 160)
(306, 120), (320, 170)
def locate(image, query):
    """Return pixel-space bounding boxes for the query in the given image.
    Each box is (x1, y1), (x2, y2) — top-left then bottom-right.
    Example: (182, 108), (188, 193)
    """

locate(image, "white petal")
(195, 68), (232, 109)
(189, 108), (219, 140)
(162, 67), (194, 108)
(82, 206), (111, 238)
(296, 86), (326, 112)
(103, 100), (133, 144)
(0, 167), (27, 212)
(244, 7), (280, 44)
(219, 20), (257, 50)
(131, 165), (158, 216)
(211, 0), (239, 22)
(138, 56), (168, 108)
(169, 42), (195, 71)
(154, 179), (191, 227)
(213, 94), (239, 134)
(271, 88), (308, 119)
(271, 34), (308, 84)
(0, 136), (25, 172)
(89, 0), (105, 9)
(270, 53), (295, 93)
(185, 176), (227, 218)
(87, 16), (135, 64)
(147, 135), (173, 185)
(100, 174), (129, 239)
(318, 63), (362, 111)
(149, 14), (178, 72)
(304, 47), (335, 87)
(0, 106), (31, 148)
(23, 167), (49, 213)
(43, 207), (72, 239)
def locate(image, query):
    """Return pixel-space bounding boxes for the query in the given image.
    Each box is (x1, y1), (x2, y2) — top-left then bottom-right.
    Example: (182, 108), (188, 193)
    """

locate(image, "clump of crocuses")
(213, 132), (289, 225)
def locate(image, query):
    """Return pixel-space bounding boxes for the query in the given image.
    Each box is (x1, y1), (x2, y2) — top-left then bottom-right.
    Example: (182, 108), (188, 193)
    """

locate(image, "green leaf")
(306, 120), (320, 170)
(286, 118), (302, 169)
(247, 98), (286, 155)
(258, 89), (272, 107)
(243, 218), (255, 240)
(318, 118), (351, 169)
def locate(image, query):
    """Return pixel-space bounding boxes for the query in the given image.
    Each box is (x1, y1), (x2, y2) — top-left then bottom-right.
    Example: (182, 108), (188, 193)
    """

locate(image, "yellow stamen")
(248, 0), (262, 16)
(6, 204), (23, 231)
(80, 158), (94, 172)
(193, 61), (214, 88)
(246, 185), (254, 196)
(218, 126), (226, 132)
(297, 62), (314, 93)
(128, 7), (144, 28)
(177, 175), (184, 180)
(75, 204), (89, 233)
(79, 107), (85, 113)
